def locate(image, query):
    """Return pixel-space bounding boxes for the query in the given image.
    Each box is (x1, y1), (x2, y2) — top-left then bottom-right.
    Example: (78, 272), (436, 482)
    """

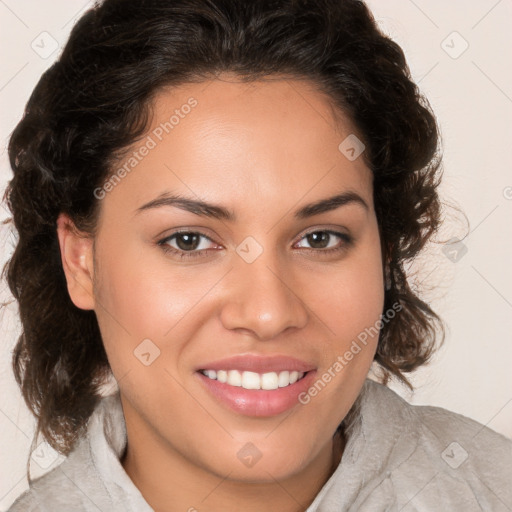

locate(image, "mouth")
(195, 354), (316, 417)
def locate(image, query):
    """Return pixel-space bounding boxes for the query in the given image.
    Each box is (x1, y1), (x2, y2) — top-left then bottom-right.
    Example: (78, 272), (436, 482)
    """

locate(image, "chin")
(197, 433), (324, 484)
(218, 456), (308, 483)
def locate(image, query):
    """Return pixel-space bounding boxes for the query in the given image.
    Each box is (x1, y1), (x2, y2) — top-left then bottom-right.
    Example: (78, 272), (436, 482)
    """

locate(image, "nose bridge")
(219, 244), (309, 340)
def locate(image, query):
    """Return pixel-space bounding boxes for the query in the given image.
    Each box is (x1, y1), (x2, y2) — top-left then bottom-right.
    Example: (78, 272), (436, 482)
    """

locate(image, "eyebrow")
(135, 190), (369, 221)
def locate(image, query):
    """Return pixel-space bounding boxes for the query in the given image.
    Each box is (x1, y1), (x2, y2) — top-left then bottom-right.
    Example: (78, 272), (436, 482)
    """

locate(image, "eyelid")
(293, 229), (353, 250)
(158, 225), (351, 246)
(293, 224), (352, 244)
(156, 226), (216, 241)
(158, 229), (219, 249)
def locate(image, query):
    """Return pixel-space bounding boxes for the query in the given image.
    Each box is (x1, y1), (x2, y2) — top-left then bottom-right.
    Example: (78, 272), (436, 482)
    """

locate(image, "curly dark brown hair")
(3, 0), (443, 458)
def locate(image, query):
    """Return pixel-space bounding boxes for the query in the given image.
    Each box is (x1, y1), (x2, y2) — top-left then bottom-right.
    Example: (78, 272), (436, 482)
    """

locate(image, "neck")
(121, 423), (345, 512)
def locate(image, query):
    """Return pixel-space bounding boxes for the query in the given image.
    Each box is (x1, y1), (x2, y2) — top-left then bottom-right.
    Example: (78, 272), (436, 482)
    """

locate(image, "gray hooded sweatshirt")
(7, 380), (512, 511)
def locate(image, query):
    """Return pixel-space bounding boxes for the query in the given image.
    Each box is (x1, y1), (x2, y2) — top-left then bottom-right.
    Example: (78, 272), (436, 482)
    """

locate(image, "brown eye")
(305, 231), (331, 249)
(159, 231), (219, 258)
(296, 230), (351, 251)
(174, 233), (202, 251)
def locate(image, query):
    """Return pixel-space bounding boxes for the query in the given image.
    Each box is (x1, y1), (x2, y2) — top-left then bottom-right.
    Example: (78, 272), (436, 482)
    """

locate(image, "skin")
(57, 74), (385, 512)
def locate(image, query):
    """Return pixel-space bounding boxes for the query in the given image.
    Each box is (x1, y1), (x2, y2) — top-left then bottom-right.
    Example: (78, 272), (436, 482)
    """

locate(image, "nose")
(219, 252), (309, 341)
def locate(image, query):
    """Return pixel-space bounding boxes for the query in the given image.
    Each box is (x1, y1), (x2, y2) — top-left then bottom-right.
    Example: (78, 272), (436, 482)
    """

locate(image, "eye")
(294, 230), (352, 253)
(157, 228), (353, 260)
(158, 231), (220, 258)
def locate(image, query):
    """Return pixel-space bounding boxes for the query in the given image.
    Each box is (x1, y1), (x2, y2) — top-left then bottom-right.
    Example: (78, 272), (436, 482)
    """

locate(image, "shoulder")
(407, 393), (512, 473)
(6, 441), (111, 512)
(6, 408), (117, 512)
(7, 462), (89, 512)
(6, 393), (143, 512)
(364, 381), (512, 509)
(364, 380), (512, 457)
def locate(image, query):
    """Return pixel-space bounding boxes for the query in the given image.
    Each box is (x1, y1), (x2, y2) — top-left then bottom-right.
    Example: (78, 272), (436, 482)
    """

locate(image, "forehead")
(101, 75), (373, 220)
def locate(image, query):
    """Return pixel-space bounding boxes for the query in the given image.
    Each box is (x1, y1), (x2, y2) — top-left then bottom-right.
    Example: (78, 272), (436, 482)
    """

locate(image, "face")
(63, 74), (384, 483)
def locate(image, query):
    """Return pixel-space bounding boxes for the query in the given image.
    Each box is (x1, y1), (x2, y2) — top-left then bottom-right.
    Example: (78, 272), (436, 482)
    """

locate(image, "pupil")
(307, 231), (329, 249)
(176, 233), (200, 251)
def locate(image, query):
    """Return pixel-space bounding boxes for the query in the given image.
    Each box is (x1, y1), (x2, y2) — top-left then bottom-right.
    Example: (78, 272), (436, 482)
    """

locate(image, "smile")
(200, 369), (306, 390)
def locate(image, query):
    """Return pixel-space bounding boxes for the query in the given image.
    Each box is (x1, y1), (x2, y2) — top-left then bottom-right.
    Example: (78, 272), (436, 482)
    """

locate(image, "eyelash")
(157, 229), (354, 260)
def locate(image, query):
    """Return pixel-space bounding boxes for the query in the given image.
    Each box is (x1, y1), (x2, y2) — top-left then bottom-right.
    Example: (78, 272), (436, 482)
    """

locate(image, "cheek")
(314, 246), (384, 350)
(93, 228), (208, 330)
(294, 256), (384, 441)
(91, 238), (203, 371)
(305, 234), (384, 412)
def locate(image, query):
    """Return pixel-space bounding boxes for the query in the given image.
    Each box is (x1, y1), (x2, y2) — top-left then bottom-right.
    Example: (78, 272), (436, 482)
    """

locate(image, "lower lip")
(197, 371), (317, 417)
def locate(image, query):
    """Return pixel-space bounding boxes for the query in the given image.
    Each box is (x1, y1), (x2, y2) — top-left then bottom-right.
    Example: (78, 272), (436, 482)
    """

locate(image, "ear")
(56, 213), (95, 310)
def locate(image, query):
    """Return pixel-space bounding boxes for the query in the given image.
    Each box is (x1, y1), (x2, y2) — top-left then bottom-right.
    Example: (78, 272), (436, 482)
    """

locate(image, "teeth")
(201, 369), (305, 390)
(261, 372), (279, 390)
(242, 371), (261, 389)
(289, 371), (299, 384)
(278, 370), (290, 387)
(227, 370), (242, 387)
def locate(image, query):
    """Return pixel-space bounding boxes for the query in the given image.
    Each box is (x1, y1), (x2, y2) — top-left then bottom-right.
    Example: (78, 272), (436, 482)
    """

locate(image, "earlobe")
(56, 213), (95, 310)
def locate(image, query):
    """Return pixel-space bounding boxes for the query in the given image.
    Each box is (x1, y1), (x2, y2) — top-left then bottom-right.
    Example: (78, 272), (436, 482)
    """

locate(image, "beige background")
(1, 0), (511, 509)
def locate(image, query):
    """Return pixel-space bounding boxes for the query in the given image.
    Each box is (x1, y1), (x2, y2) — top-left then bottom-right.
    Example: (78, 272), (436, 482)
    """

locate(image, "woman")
(4, 0), (511, 510)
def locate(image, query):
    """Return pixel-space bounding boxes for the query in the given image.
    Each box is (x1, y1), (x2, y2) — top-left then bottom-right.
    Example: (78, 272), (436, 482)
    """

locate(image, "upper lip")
(196, 354), (316, 373)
